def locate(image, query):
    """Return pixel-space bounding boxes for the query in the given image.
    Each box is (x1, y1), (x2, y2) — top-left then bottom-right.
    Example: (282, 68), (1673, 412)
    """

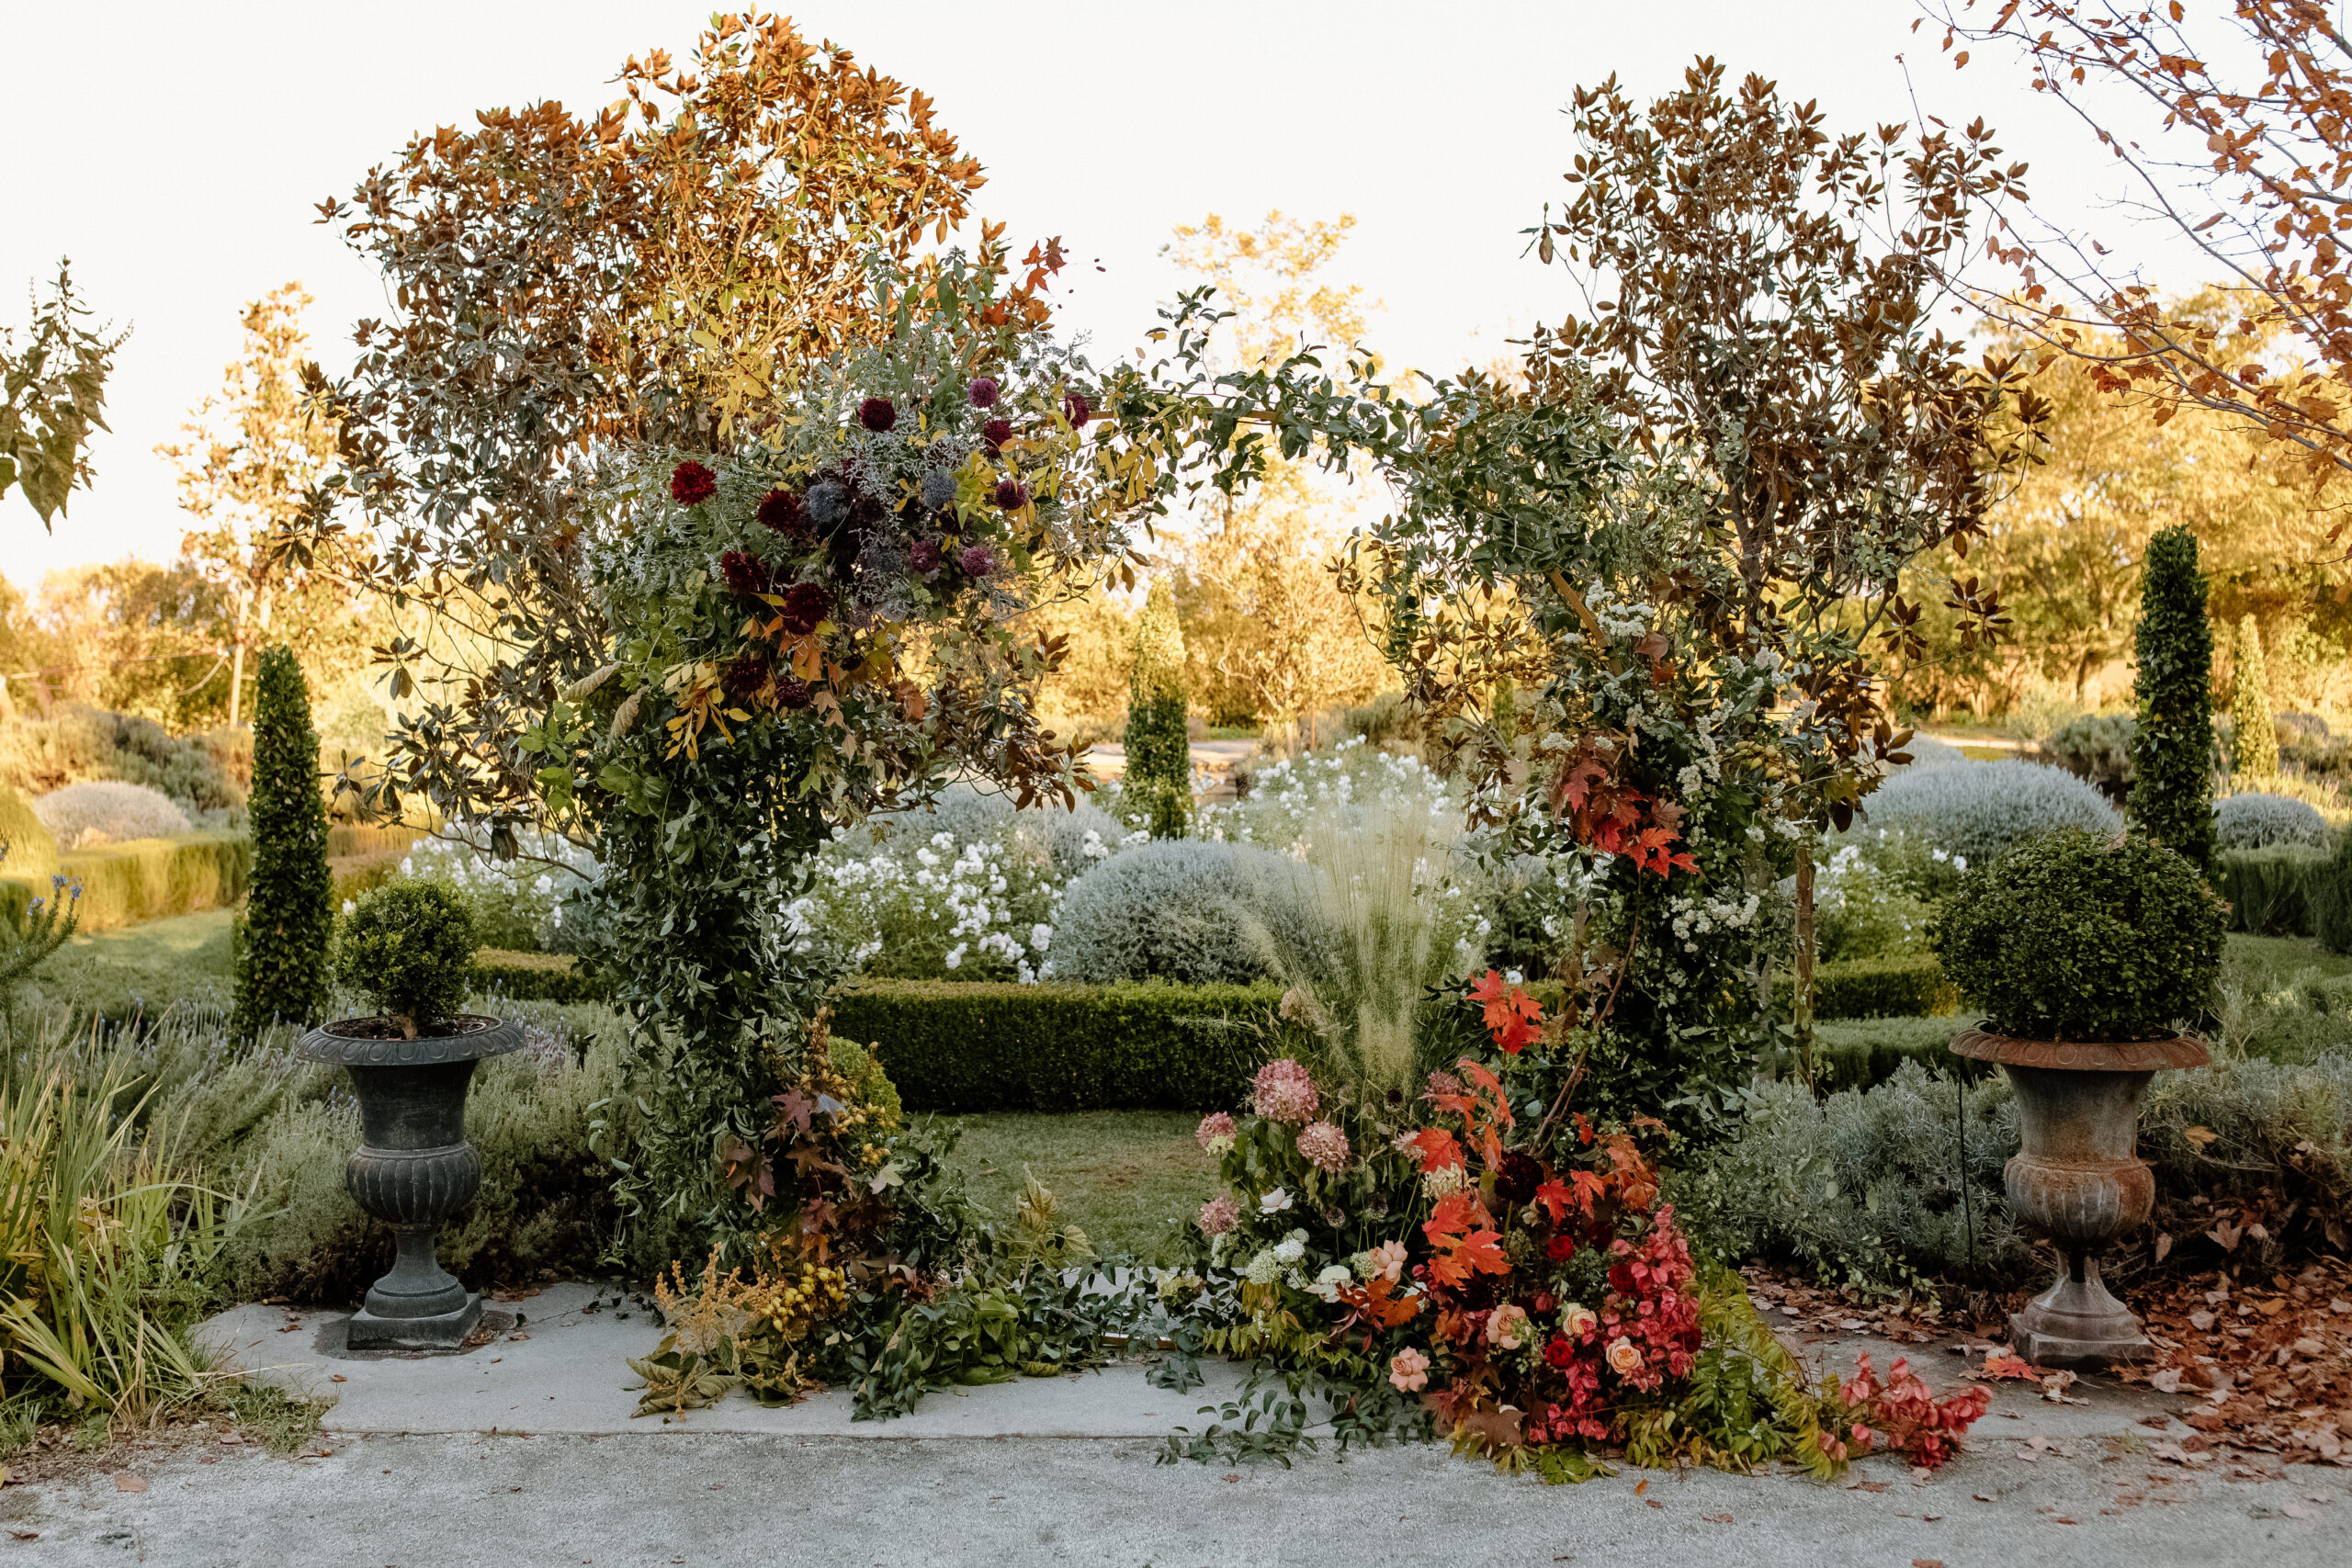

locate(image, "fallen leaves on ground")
(111, 1473), (145, 1493)
(2117, 1259), (2352, 1467)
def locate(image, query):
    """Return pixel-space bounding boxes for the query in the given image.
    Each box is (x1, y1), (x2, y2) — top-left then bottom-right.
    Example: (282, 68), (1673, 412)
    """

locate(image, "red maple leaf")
(1398, 1127), (1464, 1171)
(1533, 1178), (1575, 1223)
(1422, 1191), (1510, 1288)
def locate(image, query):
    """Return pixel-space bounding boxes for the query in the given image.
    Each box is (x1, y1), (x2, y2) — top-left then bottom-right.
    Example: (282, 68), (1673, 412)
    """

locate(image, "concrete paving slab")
(195, 1282), (1254, 1438)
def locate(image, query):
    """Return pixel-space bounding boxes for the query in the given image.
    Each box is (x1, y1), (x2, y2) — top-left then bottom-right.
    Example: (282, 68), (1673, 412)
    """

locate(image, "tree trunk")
(1793, 834), (1817, 1087)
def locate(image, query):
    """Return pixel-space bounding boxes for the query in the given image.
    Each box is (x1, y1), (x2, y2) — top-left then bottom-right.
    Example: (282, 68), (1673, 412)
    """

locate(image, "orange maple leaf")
(1422, 1191), (1510, 1288)
(1398, 1127), (1464, 1171)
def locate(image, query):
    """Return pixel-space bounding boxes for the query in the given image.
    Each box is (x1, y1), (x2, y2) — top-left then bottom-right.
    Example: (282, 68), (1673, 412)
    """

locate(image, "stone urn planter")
(298, 1013), (525, 1349)
(1950, 1028), (2208, 1365)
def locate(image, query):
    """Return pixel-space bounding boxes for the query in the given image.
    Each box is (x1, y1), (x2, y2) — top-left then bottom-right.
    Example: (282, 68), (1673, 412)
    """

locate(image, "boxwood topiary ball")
(1931, 829), (2223, 1043)
(337, 879), (478, 1037)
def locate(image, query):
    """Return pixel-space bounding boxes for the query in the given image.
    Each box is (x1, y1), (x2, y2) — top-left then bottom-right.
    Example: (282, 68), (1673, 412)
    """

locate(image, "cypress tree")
(232, 646), (334, 1033)
(2229, 614), (2279, 779)
(1123, 578), (1193, 838)
(2127, 526), (2216, 876)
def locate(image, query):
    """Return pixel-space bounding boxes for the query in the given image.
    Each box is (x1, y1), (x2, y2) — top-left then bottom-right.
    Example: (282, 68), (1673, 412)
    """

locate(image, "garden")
(2, 6), (2351, 1543)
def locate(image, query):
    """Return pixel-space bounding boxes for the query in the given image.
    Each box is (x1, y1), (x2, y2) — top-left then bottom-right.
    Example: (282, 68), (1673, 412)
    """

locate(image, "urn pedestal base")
(2009, 1257), (2154, 1366)
(347, 1295), (482, 1351)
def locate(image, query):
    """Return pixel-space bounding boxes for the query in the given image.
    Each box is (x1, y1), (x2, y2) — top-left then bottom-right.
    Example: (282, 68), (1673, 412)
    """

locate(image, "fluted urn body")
(1951, 1028), (2208, 1366)
(298, 1014), (524, 1349)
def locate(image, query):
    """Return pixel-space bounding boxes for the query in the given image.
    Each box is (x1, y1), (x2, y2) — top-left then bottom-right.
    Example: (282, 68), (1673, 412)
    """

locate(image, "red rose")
(1607, 1263), (1635, 1296)
(857, 397), (897, 433)
(671, 461), (718, 505)
(1543, 1335), (1577, 1371)
(1545, 1234), (1577, 1264)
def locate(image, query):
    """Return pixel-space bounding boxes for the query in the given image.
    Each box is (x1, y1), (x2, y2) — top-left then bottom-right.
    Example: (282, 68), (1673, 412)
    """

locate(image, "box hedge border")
(1, 831), (251, 932)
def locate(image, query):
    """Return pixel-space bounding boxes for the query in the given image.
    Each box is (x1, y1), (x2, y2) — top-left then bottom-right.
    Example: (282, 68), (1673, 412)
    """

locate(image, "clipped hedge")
(471, 948), (613, 1005)
(1775, 953), (1960, 1022)
(831, 979), (1282, 1111)
(2219, 843), (2333, 936)
(2, 831), (251, 932)
(325, 823), (423, 860)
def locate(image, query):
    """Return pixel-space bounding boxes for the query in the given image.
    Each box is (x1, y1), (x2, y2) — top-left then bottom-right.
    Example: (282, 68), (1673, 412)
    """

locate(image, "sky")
(0, 0), (2210, 593)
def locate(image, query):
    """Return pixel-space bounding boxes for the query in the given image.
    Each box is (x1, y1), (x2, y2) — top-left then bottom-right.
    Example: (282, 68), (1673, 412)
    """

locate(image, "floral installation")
(1162, 971), (1990, 1479)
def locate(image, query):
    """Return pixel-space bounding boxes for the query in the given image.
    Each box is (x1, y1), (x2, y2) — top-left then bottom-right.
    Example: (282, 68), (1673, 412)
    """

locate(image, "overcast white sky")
(0, 0), (2206, 592)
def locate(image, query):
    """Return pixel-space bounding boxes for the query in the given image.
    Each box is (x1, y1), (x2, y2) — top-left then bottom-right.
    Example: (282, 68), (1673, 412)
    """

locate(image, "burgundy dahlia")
(981, 417), (1012, 452)
(775, 678), (813, 711)
(777, 581), (833, 636)
(991, 479), (1028, 511)
(718, 549), (771, 597)
(909, 539), (943, 574)
(1063, 390), (1091, 426)
(719, 652), (769, 701)
(858, 397), (897, 433)
(1495, 1150), (1544, 1206)
(958, 544), (996, 579)
(670, 461), (718, 505)
(967, 377), (1001, 409)
(756, 487), (808, 536)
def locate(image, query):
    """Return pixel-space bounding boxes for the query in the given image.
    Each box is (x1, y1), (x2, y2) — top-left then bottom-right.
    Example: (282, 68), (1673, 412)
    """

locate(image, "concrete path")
(0, 1285), (2335, 1566)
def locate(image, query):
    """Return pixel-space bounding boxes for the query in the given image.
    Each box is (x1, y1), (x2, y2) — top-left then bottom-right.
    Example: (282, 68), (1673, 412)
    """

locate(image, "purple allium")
(991, 479), (1028, 511)
(670, 461), (717, 505)
(1251, 1059), (1318, 1124)
(958, 544), (996, 579)
(981, 417), (1012, 452)
(857, 397), (897, 433)
(967, 376), (1001, 409)
(909, 539), (944, 574)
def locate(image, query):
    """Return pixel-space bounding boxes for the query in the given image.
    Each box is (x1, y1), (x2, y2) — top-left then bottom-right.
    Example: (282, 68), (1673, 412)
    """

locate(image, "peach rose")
(1389, 1347), (1431, 1393)
(1561, 1303), (1598, 1339)
(1605, 1336), (1643, 1376)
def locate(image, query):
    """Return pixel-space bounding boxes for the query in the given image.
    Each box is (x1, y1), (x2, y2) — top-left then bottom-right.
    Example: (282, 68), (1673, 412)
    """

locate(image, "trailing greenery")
(2230, 614), (2280, 777)
(1935, 829), (2226, 1041)
(232, 648), (332, 1035)
(1122, 578), (1193, 839)
(337, 880), (476, 1036)
(831, 979), (1280, 1111)
(2129, 525), (2217, 875)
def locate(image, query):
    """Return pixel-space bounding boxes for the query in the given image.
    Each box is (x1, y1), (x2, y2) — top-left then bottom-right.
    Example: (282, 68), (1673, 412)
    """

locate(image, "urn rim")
(1949, 1026), (2210, 1073)
(296, 1012), (527, 1066)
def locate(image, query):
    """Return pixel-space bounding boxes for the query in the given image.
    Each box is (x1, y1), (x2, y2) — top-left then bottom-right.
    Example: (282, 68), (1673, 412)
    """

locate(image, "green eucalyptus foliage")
(336, 881), (476, 1036)
(231, 647), (333, 1035)
(1123, 579), (1192, 838)
(1932, 829), (2224, 1041)
(2128, 526), (2217, 874)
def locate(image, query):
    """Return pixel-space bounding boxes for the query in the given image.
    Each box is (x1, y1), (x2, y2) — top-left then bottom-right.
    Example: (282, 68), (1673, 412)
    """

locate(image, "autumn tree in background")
(307, 12), (1039, 832)
(0, 263), (125, 530)
(1932, 1), (2352, 490)
(160, 283), (360, 726)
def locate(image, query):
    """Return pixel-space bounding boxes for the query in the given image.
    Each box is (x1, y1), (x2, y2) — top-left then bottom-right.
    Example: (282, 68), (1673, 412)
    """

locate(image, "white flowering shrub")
(1198, 739), (1456, 851)
(779, 789), (1141, 983)
(1812, 843), (1934, 963)
(384, 830), (600, 952)
(1850, 758), (2116, 870)
(31, 781), (191, 848)
(2215, 790), (2334, 852)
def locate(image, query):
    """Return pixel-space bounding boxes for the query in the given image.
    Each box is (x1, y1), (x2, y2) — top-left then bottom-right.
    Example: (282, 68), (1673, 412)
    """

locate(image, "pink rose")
(1389, 1347), (1430, 1393)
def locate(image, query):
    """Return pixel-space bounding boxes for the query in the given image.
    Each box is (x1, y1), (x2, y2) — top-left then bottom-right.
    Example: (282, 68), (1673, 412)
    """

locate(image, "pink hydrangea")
(1196, 1195), (1240, 1236)
(1195, 1111), (1237, 1152)
(1251, 1058), (1318, 1124)
(1295, 1120), (1351, 1173)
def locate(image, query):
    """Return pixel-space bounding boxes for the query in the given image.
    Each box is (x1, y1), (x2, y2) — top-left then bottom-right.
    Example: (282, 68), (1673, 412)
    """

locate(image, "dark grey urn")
(297, 1014), (526, 1350)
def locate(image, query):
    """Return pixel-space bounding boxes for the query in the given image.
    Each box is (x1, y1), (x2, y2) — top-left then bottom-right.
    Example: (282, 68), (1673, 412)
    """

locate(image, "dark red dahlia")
(909, 539), (943, 574)
(967, 377), (1001, 409)
(1495, 1151), (1544, 1205)
(719, 652), (769, 702)
(777, 581), (833, 636)
(858, 397), (897, 433)
(1543, 1335), (1577, 1371)
(991, 479), (1028, 511)
(981, 417), (1012, 452)
(718, 549), (771, 597)
(775, 678), (813, 710)
(959, 544), (996, 579)
(756, 487), (808, 536)
(1545, 1234), (1577, 1264)
(671, 461), (718, 505)
(1063, 390), (1091, 426)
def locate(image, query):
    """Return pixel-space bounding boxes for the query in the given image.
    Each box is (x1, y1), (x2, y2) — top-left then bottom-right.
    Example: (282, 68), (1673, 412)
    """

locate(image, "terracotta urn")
(297, 1013), (525, 1350)
(1950, 1028), (2208, 1365)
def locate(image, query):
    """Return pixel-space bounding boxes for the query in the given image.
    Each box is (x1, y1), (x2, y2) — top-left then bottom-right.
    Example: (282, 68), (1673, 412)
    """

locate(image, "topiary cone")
(232, 646), (334, 1035)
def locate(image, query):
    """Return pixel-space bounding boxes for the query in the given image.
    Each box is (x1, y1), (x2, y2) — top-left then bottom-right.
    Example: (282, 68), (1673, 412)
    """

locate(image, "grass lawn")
(22, 906), (235, 1020)
(937, 1110), (1215, 1263)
